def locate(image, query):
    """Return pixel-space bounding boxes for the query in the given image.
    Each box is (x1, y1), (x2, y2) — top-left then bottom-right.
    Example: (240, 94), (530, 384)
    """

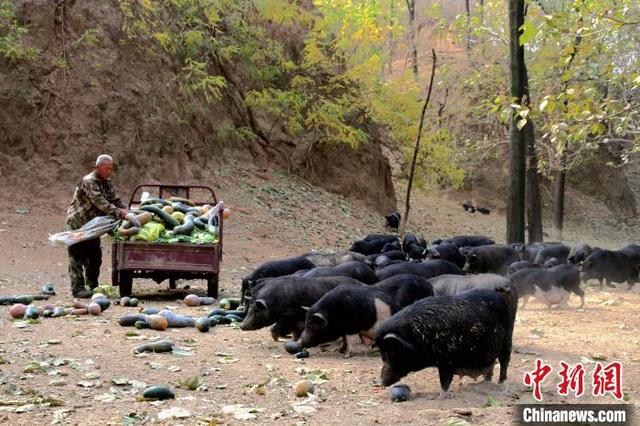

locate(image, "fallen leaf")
(216, 354), (239, 364)
(221, 405), (262, 421)
(122, 412), (148, 425)
(580, 356), (596, 365)
(129, 381), (148, 389)
(52, 358), (70, 367)
(14, 404), (36, 413)
(52, 408), (73, 424)
(514, 349), (540, 356)
(291, 402), (317, 414)
(442, 418), (471, 426)
(296, 368), (329, 384)
(483, 395), (502, 407)
(23, 361), (50, 374)
(112, 377), (130, 386)
(179, 375), (203, 391)
(589, 353), (608, 361)
(171, 348), (194, 357)
(94, 393), (117, 403)
(157, 407), (191, 420)
(530, 329), (545, 338)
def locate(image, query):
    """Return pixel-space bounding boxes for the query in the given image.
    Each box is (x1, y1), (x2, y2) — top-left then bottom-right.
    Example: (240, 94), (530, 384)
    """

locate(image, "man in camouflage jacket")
(66, 155), (128, 298)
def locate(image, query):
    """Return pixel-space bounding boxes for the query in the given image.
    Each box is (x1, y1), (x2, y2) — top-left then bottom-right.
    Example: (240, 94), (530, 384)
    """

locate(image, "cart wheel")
(207, 274), (219, 298)
(119, 273), (133, 298)
(169, 278), (177, 290)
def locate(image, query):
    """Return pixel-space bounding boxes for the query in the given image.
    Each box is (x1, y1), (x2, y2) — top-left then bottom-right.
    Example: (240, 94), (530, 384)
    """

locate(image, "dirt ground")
(0, 170), (639, 425)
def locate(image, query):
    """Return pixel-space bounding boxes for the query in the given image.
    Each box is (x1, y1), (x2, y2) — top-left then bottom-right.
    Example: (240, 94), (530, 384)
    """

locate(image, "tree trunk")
(506, 0), (527, 244)
(400, 49), (437, 235)
(405, 0), (418, 78)
(525, 123), (543, 242)
(522, 45), (543, 242)
(465, 0), (471, 53)
(387, 0), (396, 75)
(553, 153), (567, 238)
(552, 22), (582, 240)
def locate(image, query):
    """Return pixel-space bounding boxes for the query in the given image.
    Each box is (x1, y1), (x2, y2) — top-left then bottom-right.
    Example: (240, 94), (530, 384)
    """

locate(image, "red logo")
(524, 360), (624, 401)
(557, 361), (586, 397)
(523, 359), (553, 401)
(592, 361), (623, 399)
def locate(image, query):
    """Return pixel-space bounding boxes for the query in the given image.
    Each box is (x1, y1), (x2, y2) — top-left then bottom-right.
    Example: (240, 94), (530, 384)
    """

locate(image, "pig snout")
(239, 316), (258, 331)
(380, 364), (403, 387)
(298, 329), (314, 349)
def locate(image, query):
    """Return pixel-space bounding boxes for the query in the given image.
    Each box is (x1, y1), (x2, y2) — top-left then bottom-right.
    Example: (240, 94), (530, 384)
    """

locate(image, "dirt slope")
(0, 0), (396, 215)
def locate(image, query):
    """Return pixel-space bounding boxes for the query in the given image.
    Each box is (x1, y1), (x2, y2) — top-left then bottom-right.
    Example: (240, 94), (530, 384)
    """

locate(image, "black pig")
(375, 288), (517, 399)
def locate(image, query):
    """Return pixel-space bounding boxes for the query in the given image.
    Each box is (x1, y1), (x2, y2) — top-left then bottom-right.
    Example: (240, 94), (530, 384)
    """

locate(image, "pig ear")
(255, 299), (268, 310)
(382, 333), (414, 352)
(495, 285), (510, 294)
(310, 312), (327, 328)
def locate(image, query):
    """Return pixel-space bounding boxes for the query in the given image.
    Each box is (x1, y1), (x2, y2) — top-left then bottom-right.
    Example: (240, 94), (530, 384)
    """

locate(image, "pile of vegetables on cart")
(115, 197), (227, 244)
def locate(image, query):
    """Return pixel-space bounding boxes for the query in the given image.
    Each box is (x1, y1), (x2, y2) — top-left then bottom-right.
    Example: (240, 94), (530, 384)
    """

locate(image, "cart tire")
(207, 274), (219, 298)
(119, 273), (133, 298)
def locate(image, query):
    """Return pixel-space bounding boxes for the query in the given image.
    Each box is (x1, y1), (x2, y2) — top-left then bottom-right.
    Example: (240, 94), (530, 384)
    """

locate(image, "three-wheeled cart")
(111, 184), (223, 297)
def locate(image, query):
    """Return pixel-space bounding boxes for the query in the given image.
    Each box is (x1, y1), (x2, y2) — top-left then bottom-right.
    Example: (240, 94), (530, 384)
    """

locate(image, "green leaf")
(539, 99), (548, 112)
(516, 119), (527, 130)
(483, 395), (502, 407)
(179, 375), (203, 390)
(590, 123), (606, 135)
(519, 19), (536, 45)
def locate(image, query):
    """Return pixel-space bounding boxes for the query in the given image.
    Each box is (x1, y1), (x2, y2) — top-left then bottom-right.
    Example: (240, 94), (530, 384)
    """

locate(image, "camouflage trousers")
(68, 237), (102, 292)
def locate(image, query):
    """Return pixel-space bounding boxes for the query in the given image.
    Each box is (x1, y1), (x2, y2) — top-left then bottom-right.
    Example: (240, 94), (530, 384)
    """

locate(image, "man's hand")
(119, 208), (129, 219)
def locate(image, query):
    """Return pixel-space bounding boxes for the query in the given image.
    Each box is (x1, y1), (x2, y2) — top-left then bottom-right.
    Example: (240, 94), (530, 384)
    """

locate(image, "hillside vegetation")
(1, 0), (639, 226)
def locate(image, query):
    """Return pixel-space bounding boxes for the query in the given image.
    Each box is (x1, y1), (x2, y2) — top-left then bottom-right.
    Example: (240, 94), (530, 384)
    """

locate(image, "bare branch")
(400, 48), (437, 236)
